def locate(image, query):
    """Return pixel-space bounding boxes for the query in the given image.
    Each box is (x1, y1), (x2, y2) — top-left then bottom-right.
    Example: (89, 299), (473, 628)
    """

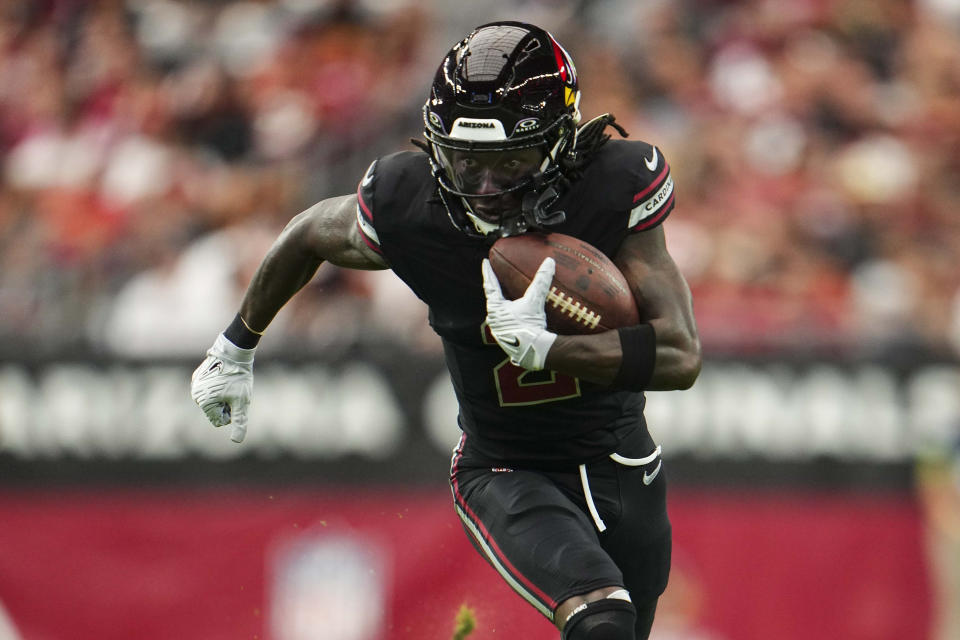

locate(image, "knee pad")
(561, 598), (636, 640)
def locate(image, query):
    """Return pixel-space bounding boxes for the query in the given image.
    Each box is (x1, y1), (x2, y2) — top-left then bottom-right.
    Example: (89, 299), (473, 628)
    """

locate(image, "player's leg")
(632, 598), (658, 639)
(600, 529), (669, 639)
(593, 444), (672, 640)
(451, 465), (627, 630)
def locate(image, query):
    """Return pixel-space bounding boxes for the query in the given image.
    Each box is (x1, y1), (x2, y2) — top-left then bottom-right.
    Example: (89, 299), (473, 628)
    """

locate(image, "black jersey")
(355, 139), (675, 467)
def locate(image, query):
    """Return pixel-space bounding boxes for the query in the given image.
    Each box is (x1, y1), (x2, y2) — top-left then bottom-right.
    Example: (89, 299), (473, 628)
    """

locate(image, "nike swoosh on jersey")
(644, 147), (658, 172)
(503, 336), (520, 347)
(361, 160), (377, 187)
(642, 460), (662, 485)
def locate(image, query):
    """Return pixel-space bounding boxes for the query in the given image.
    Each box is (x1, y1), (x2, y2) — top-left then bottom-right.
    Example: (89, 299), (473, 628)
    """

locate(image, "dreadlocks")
(561, 113), (630, 182)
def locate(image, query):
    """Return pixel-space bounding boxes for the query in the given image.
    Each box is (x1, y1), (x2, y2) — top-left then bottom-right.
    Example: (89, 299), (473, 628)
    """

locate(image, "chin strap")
(497, 168), (567, 237)
(523, 186), (566, 227)
(500, 172), (567, 238)
(497, 186), (565, 237)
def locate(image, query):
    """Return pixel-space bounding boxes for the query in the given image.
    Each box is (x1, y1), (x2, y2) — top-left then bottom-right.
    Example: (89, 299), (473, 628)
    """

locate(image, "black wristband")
(224, 313), (263, 349)
(611, 324), (656, 391)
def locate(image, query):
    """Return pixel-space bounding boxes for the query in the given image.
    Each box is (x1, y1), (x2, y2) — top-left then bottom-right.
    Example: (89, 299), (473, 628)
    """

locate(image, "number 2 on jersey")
(483, 322), (581, 406)
(494, 360), (581, 406)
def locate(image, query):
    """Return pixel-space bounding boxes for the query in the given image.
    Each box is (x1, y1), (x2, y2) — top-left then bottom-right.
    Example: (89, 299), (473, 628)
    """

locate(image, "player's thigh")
(593, 449), (672, 605)
(451, 466), (624, 619)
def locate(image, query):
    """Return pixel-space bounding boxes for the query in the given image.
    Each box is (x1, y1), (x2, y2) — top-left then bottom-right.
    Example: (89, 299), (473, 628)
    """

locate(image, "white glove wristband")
(212, 332), (256, 364)
(514, 329), (557, 370)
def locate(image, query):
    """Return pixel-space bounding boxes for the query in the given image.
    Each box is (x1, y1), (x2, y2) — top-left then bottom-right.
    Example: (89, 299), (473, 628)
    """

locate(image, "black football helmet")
(422, 21), (582, 237)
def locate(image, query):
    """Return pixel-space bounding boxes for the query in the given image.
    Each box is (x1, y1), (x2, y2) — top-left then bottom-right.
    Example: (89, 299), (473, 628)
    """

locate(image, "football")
(488, 232), (640, 334)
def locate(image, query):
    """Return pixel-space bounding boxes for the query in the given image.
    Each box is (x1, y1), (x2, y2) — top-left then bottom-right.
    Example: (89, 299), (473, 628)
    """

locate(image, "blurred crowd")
(0, 0), (958, 359)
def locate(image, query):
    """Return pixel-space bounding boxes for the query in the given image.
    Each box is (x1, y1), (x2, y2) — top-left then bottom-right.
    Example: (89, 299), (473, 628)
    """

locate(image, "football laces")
(547, 286), (601, 330)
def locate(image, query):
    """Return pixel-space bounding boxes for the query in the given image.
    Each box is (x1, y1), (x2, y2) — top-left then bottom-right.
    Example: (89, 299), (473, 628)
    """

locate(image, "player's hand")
(481, 257), (557, 370)
(190, 333), (255, 443)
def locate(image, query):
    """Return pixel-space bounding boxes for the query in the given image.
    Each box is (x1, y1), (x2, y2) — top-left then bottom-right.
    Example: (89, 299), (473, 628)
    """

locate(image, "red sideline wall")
(0, 487), (930, 640)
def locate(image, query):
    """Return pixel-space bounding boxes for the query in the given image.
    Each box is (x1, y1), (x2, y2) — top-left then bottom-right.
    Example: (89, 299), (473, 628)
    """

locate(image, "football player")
(191, 22), (700, 640)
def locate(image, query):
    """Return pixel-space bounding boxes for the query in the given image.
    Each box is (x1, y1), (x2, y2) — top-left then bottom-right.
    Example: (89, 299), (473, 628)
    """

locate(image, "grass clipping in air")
(451, 604), (476, 639)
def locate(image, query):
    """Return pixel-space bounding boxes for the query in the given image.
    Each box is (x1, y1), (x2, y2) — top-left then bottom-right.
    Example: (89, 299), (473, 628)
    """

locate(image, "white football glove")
(190, 333), (255, 443)
(481, 257), (558, 370)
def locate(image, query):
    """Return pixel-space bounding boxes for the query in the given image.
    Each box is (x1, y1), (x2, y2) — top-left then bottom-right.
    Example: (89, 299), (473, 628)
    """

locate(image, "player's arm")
(543, 226), (701, 390)
(190, 193), (387, 442)
(240, 194), (388, 331)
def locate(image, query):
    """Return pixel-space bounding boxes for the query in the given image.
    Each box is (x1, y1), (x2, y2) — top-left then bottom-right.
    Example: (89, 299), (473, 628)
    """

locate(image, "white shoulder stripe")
(628, 174), (674, 228)
(356, 204), (380, 244)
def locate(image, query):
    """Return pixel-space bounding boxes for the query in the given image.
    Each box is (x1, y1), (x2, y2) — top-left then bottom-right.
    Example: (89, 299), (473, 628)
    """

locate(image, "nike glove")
(190, 333), (255, 443)
(481, 257), (558, 371)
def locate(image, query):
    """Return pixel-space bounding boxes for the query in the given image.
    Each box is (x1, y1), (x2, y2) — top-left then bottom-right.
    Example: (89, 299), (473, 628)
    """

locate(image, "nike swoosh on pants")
(642, 460), (662, 485)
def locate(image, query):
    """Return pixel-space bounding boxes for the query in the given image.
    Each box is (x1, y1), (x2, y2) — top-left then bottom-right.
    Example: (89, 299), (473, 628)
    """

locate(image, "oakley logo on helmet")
(428, 111), (445, 132)
(514, 118), (541, 134)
